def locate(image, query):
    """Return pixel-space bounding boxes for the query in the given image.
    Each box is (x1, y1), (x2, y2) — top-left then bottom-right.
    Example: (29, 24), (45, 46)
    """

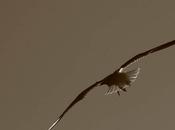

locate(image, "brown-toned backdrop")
(0, 0), (175, 130)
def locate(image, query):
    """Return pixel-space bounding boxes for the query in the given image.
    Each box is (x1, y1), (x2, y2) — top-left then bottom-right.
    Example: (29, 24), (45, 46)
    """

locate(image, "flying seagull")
(48, 40), (175, 130)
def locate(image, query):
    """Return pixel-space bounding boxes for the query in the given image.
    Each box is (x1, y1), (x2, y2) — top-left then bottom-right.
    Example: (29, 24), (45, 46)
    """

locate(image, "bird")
(48, 40), (175, 130)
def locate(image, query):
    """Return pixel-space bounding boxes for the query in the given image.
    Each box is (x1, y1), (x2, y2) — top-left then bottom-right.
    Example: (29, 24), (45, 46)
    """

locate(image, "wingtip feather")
(48, 118), (61, 130)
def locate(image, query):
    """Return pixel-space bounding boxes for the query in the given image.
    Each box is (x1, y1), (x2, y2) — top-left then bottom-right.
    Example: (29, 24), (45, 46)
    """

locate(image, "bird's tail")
(126, 67), (140, 83)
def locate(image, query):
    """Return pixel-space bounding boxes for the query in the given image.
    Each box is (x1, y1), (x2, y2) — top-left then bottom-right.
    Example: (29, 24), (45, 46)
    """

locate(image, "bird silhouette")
(48, 40), (175, 130)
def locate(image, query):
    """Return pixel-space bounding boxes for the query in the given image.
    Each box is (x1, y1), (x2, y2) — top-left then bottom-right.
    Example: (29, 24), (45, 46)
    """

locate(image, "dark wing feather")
(48, 80), (103, 130)
(119, 40), (175, 70)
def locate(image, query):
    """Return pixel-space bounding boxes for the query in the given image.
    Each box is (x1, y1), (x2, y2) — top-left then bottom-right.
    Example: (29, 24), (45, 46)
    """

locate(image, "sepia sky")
(0, 0), (175, 130)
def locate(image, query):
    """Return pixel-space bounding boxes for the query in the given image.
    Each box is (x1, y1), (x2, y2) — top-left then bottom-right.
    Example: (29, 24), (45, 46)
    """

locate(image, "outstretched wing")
(119, 40), (175, 70)
(48, 80), (103, 130)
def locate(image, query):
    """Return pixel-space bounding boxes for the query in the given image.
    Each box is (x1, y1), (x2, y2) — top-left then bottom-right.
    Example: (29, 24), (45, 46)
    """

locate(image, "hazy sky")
(0, 0), (175, 130)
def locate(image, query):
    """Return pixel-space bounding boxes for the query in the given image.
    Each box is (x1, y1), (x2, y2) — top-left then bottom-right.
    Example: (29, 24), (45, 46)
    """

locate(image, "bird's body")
(48, 40), (175, 130)
(101, 68), (140, 95)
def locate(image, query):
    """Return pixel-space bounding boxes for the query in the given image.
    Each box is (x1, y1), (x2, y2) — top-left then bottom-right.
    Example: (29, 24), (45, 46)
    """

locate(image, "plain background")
(0, 0), (175, 130)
